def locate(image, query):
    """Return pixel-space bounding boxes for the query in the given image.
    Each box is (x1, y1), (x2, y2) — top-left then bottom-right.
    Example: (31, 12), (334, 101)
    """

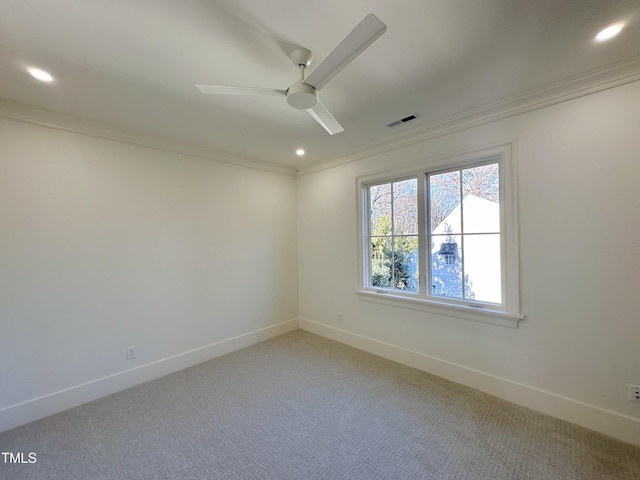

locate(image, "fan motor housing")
(286, 82), (317, 109)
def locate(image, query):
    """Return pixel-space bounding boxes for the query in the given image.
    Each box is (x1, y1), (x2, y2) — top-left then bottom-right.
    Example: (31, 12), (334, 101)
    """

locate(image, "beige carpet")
(1, 330), (639, 479)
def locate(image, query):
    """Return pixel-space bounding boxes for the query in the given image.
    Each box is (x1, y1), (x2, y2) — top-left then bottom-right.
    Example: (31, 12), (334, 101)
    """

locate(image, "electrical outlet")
(126, 345), (136, 360)
(629, 384), (640, 403)
(337, 312), (343, 323)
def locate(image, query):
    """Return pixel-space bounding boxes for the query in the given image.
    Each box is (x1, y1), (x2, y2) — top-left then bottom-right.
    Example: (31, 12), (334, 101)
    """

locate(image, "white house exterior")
(431, 195), (501, 304)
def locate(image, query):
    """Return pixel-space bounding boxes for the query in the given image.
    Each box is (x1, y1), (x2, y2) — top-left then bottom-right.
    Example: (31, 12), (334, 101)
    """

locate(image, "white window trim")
(356, 142), (523, 328)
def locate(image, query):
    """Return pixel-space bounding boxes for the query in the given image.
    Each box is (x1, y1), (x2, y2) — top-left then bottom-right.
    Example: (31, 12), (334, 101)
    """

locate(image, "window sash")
(426, 160), (502, 306)
(367, 177), (420, 294)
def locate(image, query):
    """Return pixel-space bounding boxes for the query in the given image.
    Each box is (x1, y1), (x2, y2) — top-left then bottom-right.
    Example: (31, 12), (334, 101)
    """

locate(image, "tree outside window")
(369, 179), (418, 293)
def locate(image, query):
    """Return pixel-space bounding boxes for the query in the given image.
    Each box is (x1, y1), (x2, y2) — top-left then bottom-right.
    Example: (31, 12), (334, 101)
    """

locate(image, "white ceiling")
(1, 0), (639, 169)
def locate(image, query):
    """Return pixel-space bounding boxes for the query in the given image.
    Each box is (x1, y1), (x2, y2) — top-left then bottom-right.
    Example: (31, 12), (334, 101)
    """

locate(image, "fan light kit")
(197, 14), (387, 135)
(296, 149), (305, 156)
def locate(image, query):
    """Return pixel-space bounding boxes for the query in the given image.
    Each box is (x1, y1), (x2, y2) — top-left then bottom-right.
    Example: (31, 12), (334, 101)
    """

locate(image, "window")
(369, 179), (419, 293)
(358, 144), (522, 327)
(438, 243), (458, 265)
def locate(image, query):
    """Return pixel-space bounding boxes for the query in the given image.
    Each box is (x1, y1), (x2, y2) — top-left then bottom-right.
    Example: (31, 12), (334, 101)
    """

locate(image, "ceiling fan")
(196, 14), (387, 135)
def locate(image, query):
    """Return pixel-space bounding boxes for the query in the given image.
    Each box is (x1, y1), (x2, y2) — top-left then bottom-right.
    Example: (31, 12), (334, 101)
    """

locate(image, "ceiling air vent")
(386, 113), (420, 127)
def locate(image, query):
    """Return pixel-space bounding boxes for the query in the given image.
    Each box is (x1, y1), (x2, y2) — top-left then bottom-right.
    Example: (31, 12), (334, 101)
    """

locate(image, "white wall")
(298, 80), (640, 444)
(0, 118), (298, 430)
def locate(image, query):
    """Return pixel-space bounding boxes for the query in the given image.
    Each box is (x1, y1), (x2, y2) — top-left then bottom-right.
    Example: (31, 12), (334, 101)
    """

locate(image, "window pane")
(394, 236), (419, 292)
(431, 234), (462, 298)
(393, 179), (418, 235)
(370, 183), (391, 236)
(464, 234), (501, 303)
(462, 164), (500, 234)
(371, 236), (392, 289)
(430, 171), (461, 234)
(462, 163), (499, 202)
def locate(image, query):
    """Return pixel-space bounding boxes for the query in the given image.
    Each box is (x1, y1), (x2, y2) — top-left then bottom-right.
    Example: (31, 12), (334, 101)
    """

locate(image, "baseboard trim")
(0, 318), (299, 434)
(299, 318), (640, 447)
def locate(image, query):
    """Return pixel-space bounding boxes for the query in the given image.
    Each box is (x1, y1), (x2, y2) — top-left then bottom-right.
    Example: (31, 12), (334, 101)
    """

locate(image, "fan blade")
(304, 14), (386, 91)
(307, 101), (344, 135)
(196, 85), (286, 97)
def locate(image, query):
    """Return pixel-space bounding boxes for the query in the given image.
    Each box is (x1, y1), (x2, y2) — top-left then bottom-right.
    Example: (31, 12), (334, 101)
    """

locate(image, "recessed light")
(296, 149), (305, 156)
(595, 23), (624, 42)
(27, 67), (54, 83)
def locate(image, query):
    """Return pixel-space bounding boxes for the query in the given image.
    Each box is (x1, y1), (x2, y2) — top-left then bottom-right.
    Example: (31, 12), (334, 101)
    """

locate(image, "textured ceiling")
(1, 0), (639, 169)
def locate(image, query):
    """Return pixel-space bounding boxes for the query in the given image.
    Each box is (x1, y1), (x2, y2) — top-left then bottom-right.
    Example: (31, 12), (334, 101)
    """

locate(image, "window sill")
(356, 290), (524, 328)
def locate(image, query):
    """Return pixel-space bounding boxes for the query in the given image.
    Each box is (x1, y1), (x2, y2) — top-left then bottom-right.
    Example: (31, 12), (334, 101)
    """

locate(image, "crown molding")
(297, 55), (640, 176)
(0, 99), (297, 177)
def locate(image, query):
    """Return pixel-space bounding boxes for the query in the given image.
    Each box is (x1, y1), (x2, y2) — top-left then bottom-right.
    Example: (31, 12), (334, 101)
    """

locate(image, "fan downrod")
(286, 48), (317, 109)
